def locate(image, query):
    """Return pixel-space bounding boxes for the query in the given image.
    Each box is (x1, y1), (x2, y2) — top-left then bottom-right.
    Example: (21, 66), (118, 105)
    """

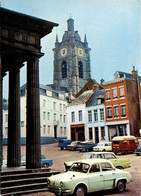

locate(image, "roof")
(75, 158), (112, 165)
(112, 136), (137, 141)
(87, 89), (104, 107)
(0, 7), (58, 38)
(103, 70), (141, 86)
(69, 90), (94, 106)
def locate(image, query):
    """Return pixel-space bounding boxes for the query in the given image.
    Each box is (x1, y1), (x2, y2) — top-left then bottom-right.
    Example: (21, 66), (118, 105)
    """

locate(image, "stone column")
(7, 68), (21, 167)
(26, 55), (41, 169)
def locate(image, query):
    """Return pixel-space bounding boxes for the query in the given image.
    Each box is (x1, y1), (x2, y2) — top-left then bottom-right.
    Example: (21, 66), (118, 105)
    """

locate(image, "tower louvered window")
(62, 61), (67, 78)
(78, 61), (83, 78)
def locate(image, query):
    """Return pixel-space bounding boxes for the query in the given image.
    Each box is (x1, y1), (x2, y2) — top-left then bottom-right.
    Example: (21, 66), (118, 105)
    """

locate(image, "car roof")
(83, 152), (115, 155)
(75, 158), (112, 165)
(112, 136), (137, 141)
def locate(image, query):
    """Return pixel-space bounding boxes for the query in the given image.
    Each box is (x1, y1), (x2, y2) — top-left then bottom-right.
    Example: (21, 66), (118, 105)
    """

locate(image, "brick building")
(103, 68), (140, 140)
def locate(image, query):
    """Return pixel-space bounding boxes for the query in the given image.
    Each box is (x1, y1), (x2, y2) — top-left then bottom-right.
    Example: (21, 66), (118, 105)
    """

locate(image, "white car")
(47, 159), (131, 196)
(93, 141), (112, 152)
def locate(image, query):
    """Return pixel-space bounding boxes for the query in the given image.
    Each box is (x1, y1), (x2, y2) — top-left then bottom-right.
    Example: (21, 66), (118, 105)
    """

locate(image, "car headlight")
(47, 179), (50, 185)
(60, 181), (64, 187)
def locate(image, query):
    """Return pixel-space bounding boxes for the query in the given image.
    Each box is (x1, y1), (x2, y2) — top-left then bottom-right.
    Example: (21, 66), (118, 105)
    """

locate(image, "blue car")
(76, 141), (97, 152)
(21, 154), (53, 168)
(58, 139), (72, 150)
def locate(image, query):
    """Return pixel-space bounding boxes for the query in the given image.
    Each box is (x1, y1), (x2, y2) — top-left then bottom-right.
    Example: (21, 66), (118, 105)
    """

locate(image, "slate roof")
(69, 90), (94, 105)
(87, 89), (104, 107)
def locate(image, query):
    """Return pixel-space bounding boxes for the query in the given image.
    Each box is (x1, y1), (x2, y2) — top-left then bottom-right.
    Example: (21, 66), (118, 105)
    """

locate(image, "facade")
(53, 17), (91, 96)
(3, 84), (68, 144)
(86, 90), (108, 143)
(67, 90), (94, 141)
(103, 68), (140, 140)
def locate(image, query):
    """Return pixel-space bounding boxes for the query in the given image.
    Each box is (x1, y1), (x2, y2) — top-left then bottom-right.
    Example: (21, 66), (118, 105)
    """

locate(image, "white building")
(3, 84), (68, 144)
(67, 89), (109, 143)
(86, 90), (109, 143)
(67, 90), (94, 141)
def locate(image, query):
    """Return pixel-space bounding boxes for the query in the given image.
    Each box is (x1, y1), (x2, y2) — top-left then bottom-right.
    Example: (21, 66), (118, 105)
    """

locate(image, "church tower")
(53, 18), (91, 95)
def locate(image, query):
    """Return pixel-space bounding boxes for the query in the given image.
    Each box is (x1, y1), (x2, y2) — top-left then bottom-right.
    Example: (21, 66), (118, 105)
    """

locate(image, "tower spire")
(84, 33), (87, 43)
(67, 17), (74, 31)
(55, 34), (59, 43)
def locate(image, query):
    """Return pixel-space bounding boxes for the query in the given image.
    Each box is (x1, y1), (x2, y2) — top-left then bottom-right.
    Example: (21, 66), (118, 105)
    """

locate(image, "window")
(60, 114), (62, 122)
(71, 112), (75, 122)
(53, 102), (56, 109)
(79, 110), (82, 121)
(60, 127), (63, 135)
(60, 103), (62, 111)
(100, 109), (104, 121)
(21, 121), (24, 127)
(54, 113), (56, 121)
(101, 163), (113, 171)
(63, 115), (66, 123)
(121, 105), (126, 117)
(64, 127), (66, 135)
(43, 125), (46, 134)
(88, 111), (92, 123)
(5, 127), (8, 137)
(5, 114), (8, 122)
(43, 111), (46, 120)
(90, 164), (100, 173)
(104, 154), (116, 159)
(48, 125), (50, 134)
(94, 109), (98, 122)
(43, 99), (46, 107)
(47, 112), (50, 120)
(78, 61), (83, 78)
(119, 86), (125, 98)
(112, 88), (117, 99)
(62, 61), (67, 78)
(106, 90), (111, 100)
(107, 107), (112, 118)
(114, 106), (119, 117)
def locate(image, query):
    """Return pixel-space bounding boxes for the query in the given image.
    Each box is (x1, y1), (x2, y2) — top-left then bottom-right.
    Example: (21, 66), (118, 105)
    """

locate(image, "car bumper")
(48, 186), (71, 195)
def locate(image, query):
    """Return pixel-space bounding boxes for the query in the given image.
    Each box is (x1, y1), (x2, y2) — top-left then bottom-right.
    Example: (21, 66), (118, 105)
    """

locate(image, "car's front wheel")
(75, 185), (86, 196)
(116, 180), (126, 192)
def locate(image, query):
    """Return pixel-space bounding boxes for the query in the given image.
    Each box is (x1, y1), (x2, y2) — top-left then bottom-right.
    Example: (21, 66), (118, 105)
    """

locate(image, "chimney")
(132, 66), (138, 80)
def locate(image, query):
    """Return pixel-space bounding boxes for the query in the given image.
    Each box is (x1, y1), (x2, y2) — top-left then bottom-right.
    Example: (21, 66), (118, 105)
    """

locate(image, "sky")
(2, 0), (141, 98)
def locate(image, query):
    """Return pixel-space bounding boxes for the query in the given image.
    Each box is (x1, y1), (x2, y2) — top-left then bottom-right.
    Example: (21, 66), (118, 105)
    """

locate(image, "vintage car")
(21, 154), (53, 168)
(93, 141), (112, 152)
(134, 144), (141, 156)
(64, 151), (131, 171)
(58, 139), (72, 150)
(76, 141), (97, 152)
(47, 159), (131, 196)
(66, 141), (81, 151)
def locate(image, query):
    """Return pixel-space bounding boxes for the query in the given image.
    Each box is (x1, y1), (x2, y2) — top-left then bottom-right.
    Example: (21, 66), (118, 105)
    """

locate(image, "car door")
(101, 162), (116, 190)
(88, 163), (104, 192)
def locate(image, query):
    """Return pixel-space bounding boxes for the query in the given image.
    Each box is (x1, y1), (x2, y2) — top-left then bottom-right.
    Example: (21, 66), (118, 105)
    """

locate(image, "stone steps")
(1, 168), (59, 195)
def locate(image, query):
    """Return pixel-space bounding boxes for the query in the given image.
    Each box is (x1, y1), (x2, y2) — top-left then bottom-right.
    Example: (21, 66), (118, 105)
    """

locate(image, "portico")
(0, 8), (58, 170)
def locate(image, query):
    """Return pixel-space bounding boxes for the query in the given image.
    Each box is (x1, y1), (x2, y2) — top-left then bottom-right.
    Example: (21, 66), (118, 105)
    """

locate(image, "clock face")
(78, 48), (83, 56)
(61, 48), (67, 56)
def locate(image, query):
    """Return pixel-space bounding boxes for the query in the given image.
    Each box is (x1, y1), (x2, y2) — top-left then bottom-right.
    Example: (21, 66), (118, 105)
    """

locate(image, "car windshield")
(82, 153), (92, 159)
(97, 143), (104, 146)
(41, 154), (46, 159)
(69, 162), (90, 173)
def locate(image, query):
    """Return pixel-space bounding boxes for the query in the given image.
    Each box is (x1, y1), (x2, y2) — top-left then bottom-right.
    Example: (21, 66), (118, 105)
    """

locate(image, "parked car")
(64, 151), (131, 171)
(66, 141), (81, 151)
(76, 141), (97, 152)
(58, 139), (72, 150)
(134, 144), (141, 156)
(21, 154), (53, 168)
(47, 159), (131, 196)
(93, 141), (112, 152)
(112, 136), (139, 154)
